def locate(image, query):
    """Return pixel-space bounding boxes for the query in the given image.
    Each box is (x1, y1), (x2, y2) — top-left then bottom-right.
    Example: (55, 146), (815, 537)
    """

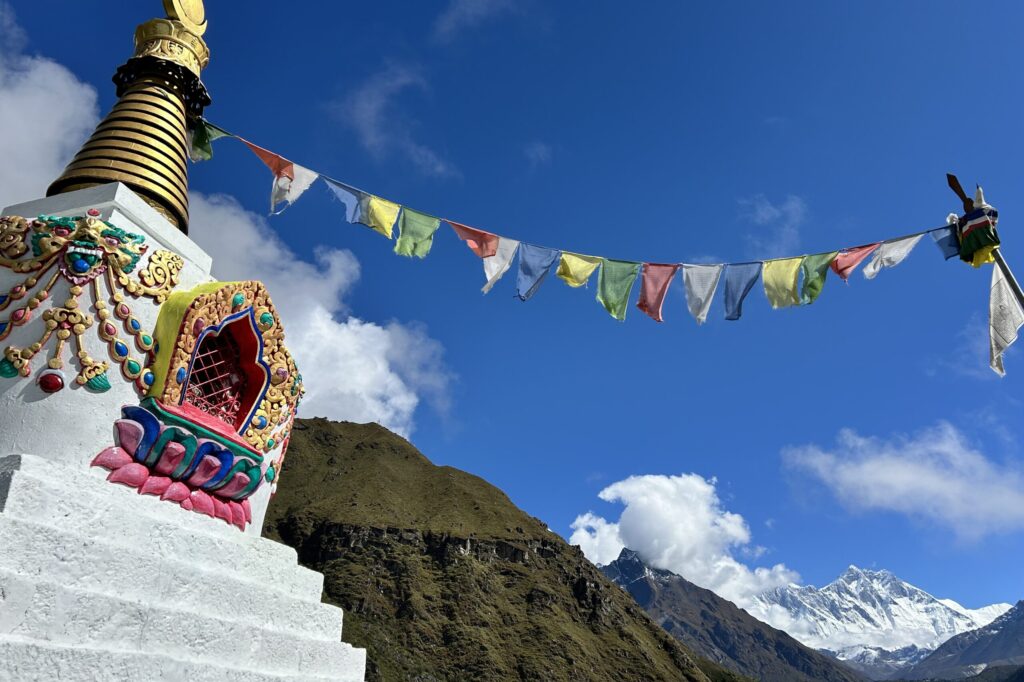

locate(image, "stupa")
(0, 2), (367, 679)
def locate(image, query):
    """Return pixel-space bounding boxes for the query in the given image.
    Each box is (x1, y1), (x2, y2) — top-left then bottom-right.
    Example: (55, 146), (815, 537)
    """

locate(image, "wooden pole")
(994, 248), (1024, 309)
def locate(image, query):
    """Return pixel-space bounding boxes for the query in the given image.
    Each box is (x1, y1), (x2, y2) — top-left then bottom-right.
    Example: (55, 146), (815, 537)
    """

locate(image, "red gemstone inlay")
(38, 372), (64, 393)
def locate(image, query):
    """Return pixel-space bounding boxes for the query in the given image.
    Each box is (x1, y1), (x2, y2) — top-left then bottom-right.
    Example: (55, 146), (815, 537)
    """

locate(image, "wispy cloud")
(738, 194), (807, 258)
(927, 313), (1004, 381)
(433, 0), (515, 43)
(339, 64), (458, 178)
(784, 422), (1024, 542)
(524, 140), (552, 167)
(570, 473), (797, 608)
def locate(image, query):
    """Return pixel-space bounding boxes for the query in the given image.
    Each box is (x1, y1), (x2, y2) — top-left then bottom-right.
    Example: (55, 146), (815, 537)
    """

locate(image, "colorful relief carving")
(0, 212), (182, 392)
(92, 280), (303, 530)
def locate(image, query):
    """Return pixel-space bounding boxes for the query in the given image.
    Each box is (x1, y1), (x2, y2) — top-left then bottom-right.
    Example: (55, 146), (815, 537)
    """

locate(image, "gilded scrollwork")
(0, 213), (174, 393)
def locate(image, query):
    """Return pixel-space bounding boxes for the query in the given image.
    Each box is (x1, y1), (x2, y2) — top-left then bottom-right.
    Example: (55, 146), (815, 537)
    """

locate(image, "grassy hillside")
(264, 418), (749, 682)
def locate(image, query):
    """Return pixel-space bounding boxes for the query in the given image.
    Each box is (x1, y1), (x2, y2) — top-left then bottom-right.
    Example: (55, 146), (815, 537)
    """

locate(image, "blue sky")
(4, 1), (1024, 611)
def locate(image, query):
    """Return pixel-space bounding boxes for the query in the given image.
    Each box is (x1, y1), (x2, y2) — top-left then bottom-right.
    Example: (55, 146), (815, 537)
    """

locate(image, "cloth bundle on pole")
(947, 175), (1001, 268)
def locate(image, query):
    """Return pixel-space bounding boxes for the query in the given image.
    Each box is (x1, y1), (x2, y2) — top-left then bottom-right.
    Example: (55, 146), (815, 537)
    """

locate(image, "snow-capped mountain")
(749, 566), (1012, 679)
(904, 600), (1024, 680)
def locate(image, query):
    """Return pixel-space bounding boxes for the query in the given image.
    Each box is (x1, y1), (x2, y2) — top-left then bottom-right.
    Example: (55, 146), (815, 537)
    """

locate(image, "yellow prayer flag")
(763, 257), (803, 309)
(367, 195), (401, 239)
(556, 253), (602, 288)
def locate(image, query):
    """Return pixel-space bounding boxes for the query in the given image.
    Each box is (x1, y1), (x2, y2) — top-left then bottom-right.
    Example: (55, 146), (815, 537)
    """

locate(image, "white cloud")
(339, 64), (457, 178)
(570, 473), (798, 608)
(929, 313), (1002, 381)
(524, 141), (552, 167)
(0, 2), (98, 209)
(0, 7), (451, 438)
(784, 422), (1024, 541)
(189, 194), (453, 437)
(433, 0), (514, 43)
(738, 194), (806, 258)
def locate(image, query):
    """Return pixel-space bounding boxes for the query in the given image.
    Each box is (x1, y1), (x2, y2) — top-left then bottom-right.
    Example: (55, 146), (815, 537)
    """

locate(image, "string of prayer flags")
(931, 226), (961, 261)
(242, 141), (319, 215)
(990, 263), (1024, 376)
(325, 179), (401, 239)
(516, 244), (560, 301)
(449, 221), (499, 258)
(482, 238), (519, 294)
(636, 263), (681, 322)
(722, 263), (762, 321)
(202, 122), (1022, 372)
(862, 234), (924, 280)
(831, 244), (879, 281)
(763, 257), (803, 309)
(395, 209), (441, 258)
(801, 252), (839, 305)
(557, 253), (602, 288)
(597, 259), (641, 320)
(188, 120), (231, 162)
(682, 264), (723, 324)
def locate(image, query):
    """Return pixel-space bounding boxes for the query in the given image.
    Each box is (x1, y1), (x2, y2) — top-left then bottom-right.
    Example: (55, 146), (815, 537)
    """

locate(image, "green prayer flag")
(800, 251), (839, 305)
(188, 120), (231, 162)
(596, 259), (641, 320)
(394, 208), (441, 258)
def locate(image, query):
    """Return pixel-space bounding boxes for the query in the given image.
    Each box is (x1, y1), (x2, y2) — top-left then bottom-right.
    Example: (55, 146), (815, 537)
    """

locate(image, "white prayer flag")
(271, 163), (319, 215)
(482, 238), (520, 294)
(682, 264), (723, 325)
(990, 263), (1024, 376)
(863, 234), (924, 280)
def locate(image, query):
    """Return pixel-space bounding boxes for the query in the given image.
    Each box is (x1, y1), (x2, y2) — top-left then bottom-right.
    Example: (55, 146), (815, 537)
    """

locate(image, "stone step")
(0, 570), (366, 679)
(0, 636), (365, 681)
(0, 516), (343, 642)
(3, 452), (283, 547)
(0, 454), (325, 601)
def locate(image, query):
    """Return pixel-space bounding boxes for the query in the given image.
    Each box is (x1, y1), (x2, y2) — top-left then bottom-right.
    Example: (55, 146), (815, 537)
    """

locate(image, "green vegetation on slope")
(264, 418), (749, 682)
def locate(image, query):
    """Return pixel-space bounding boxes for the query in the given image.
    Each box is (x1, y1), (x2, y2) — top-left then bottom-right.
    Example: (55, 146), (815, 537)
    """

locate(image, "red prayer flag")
(448, 221), (499, 258)
(636, 263), (681, 322)
(831, 243), (880, 281)
(242, 140), (295, 181)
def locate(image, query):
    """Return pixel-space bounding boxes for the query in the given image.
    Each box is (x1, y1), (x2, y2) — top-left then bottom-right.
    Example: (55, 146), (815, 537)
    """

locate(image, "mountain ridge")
(601, 548), (865, 682)
(903, 601), (1024, 680)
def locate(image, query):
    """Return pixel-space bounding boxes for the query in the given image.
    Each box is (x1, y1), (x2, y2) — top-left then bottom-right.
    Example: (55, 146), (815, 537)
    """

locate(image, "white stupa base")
(0, 455), (366, 681)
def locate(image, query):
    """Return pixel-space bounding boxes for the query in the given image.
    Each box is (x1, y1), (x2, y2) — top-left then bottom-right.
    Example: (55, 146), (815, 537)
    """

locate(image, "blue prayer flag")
(325, 178), (368, 225)
(723, 262), (762, 321)
(516, 244), (561, 301)
(931, 227), (961, 261)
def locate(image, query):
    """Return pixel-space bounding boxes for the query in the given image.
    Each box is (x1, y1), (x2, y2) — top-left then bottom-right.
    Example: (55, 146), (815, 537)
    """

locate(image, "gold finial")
(46, 2), (212, 234)
(163, 0), (207, 36)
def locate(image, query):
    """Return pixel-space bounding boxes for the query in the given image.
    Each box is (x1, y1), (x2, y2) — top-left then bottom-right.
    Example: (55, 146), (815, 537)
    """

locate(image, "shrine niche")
(91, 280), (303, 529)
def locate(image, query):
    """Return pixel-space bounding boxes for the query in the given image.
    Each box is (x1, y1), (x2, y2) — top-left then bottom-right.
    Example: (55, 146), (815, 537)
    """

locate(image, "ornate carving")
(0, 213), (174, 393)
(134, 18), (209, 76)
(117, 249), (183, 303)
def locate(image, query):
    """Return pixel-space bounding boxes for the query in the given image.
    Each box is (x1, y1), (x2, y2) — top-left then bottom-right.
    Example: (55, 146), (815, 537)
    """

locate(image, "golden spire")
(47, 1), (211, 234)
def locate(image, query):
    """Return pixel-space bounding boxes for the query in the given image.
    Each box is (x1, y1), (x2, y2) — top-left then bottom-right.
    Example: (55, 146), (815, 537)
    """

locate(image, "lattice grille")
(185, 331), (247, 427)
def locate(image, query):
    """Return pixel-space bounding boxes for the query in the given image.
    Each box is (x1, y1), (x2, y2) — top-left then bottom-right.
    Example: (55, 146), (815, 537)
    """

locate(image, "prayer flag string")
(187, 119), (1020, 373)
